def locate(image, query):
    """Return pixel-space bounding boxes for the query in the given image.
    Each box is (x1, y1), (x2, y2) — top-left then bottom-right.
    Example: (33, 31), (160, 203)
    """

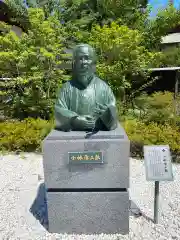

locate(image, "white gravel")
(0, 153), (180, 240)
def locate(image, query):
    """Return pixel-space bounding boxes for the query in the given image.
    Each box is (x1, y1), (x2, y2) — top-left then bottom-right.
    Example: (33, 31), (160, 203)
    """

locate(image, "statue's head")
(72, 44), (96, 87)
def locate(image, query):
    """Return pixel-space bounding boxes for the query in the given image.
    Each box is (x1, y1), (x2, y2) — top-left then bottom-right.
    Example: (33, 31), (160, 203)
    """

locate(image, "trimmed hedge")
(0, 118), (53, 153)
(0, 118), (180, 162)
(123, 120), (180, 162)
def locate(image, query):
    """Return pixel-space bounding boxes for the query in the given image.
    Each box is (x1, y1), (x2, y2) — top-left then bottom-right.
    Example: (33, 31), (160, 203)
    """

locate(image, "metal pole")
(154, 181), (160, 224)
(174, 71), (179, 116)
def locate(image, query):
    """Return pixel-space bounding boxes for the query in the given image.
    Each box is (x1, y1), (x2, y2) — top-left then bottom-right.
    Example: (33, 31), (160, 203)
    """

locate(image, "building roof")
(148, 67), (180, 71)
(161, 33), (180, 44)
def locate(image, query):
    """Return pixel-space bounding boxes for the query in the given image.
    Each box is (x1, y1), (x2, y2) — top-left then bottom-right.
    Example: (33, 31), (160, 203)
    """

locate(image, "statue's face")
(73, 46), (95, 75)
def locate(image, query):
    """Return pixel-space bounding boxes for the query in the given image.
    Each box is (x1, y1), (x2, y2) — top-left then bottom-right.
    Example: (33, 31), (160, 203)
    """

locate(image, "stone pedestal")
(42, 124), (130, 234)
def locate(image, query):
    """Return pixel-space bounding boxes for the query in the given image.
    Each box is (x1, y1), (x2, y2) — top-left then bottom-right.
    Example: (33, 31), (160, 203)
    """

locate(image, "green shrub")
(0, 118), (54, 152)
(1, 118), (180, 163)
(123, 119), (180, 162)
(131, 91), (180, 126)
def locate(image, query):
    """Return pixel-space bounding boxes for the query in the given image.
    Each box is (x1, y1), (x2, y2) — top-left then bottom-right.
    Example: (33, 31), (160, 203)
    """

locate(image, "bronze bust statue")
(54, 44), (118, 131)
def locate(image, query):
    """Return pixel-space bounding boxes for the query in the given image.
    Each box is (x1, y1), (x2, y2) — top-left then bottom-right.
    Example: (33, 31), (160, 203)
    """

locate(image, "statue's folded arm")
(54, 88), (78, 131)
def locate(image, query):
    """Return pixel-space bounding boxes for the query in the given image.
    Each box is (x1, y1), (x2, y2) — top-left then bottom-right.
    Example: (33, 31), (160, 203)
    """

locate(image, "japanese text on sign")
(144, 145), (174, 181)
(69, 151), (103, 164)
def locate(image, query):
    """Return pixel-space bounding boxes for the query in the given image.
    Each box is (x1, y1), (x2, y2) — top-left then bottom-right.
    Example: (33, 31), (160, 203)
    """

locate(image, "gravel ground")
(0, 153), (179, 240)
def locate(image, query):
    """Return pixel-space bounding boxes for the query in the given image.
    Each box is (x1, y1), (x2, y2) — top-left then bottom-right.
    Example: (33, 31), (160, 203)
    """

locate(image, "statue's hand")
(94, 104), (117, 130)
(71, 115), (95, 130)
(94, 103), (108, 117)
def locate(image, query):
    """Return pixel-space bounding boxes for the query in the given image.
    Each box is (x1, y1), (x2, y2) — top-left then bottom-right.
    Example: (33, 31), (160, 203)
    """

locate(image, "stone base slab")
(47, 191), (129, 234)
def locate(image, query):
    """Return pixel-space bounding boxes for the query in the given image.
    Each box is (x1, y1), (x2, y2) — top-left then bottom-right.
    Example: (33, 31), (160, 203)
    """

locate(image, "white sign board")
(144, 145), (174, 181)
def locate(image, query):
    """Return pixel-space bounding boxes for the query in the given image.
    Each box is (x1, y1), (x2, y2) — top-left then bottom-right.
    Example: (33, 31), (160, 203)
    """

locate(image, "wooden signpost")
(144, 145), (174, 224)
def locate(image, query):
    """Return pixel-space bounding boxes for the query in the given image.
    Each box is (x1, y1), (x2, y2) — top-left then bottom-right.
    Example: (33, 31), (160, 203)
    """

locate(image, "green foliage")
(0, 118), (54, 152)
(87, 22), (162, 97)
(121, 91), (180, 160)
(0, 8), (67, 120)
(4, 0), (30, 31)
(160, 47), (180, 67)
(123, 119), (180, 161)
(131, 91), (180, 125)
(5, 0), (61, 17)
(144, 5), (180, 50)
(60, 0), (149, 28)
(41, 0), (62, 19)
(60, 2), (180, 54)
(59, 0), (150, 46)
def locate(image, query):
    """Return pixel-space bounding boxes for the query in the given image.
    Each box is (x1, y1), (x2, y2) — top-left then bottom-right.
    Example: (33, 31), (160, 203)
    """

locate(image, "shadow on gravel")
(141, 212), (154, 223)
(30, 183), (49, 230)
(129, 200), (154, 223)
(129, 200), (142, 217)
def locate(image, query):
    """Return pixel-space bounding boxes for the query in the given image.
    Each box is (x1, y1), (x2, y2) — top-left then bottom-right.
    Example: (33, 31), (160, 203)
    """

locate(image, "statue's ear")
(92, 64), (96, 73)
